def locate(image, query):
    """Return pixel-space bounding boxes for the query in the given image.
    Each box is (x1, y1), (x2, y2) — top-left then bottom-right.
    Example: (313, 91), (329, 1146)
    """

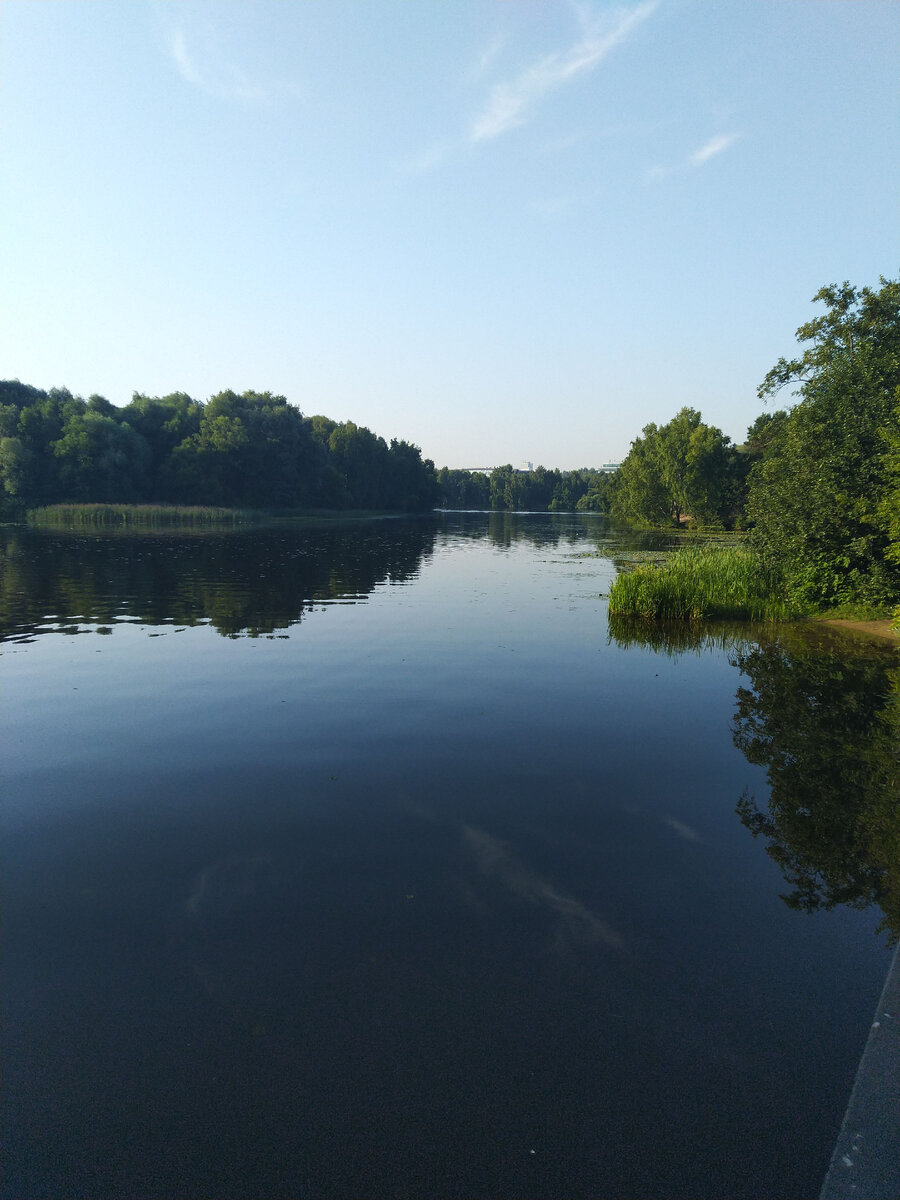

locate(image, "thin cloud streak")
(169, 27), (300, 105)
(647, 131), (741, 181)
(690, 132), (739, 166)
(172, 30), (203, 88)
(470, 1), (658, 144)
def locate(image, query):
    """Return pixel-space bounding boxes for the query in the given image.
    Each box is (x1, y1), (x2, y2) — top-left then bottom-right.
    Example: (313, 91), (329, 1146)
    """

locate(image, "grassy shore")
(27, 503), (250, 527)
(607, 544), (794, 621)
(23, 503), (431, 530)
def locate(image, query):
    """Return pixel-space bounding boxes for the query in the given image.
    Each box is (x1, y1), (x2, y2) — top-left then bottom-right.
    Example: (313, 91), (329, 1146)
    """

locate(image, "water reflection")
(732, 625), (900, 941)
(0, 521), (437, 641)
(610, 614), (900, 939)
(4, 511), (896, 1199)
(607, 612), (754, 657)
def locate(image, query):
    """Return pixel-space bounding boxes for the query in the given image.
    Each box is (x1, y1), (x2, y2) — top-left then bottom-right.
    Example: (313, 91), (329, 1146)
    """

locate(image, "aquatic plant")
(27, 503), (248, 528)
(607, 544), (794, 621)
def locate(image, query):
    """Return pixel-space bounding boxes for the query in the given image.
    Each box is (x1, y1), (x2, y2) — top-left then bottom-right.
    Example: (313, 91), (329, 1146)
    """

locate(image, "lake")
(2, 512), (896, 1200)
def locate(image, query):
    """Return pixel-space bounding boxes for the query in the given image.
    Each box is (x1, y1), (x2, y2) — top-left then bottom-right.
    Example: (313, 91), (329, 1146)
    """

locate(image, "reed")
(27, 503), (248, 528)
(608, 544), (793, 621)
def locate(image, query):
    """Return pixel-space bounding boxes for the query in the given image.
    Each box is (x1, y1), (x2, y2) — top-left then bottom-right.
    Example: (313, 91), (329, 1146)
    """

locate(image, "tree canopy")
(435, 465), (618, 513)
(0, 385), (439, 514)
(746, 278), (900, 607)
(611, 408), (741, 528)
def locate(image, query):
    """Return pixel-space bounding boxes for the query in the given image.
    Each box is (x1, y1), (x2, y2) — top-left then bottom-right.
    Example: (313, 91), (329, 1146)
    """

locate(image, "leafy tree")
(120, 392), (203, 493)
(876, 388), (900, 576)
(1, 381), (435, 513)
(384, 439), (440, 512)
(52, 411), (150, 502)
(575, 470), (618, 513)
(743, 410), (789, 458)
(489, 464), (518, 510)
(747, 278), (900, 607)
(0, 437), (35, 499)
(436, 468), (491, 509)
(612, 408), (736, 527)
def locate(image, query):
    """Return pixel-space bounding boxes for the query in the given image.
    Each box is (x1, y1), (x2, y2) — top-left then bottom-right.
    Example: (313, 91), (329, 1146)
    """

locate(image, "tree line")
(0, 386), (439, 514)
(441, 277), (899, 612)
(436, 465), (617, 513)
(526, 277), (898, 614)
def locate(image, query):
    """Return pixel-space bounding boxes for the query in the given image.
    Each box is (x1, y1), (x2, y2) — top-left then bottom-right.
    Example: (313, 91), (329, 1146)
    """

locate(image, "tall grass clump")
(608, 544), (793, 621)
(27, 503), (248, 528)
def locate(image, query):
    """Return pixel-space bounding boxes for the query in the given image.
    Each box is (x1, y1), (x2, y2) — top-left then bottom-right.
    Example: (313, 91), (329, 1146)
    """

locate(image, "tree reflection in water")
(609, 615), (900, 941)
(732, 626), (899, 942)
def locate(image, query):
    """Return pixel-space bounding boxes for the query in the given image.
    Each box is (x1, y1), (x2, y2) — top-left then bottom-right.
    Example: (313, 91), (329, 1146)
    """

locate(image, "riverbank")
(818, 618), (899, 642)
(608, 542), (899, 632)
(19, 503), (432, 530)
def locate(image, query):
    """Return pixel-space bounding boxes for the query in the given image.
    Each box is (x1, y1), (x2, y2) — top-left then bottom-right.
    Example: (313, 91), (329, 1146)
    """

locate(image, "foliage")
(732, 625), (900, 940)
(747, 278), (900, 607)
(607, 544), (791, 620)
(436, 465), (618, 513)
(0, 382), (439, 514)
(611, 408), (741, 528)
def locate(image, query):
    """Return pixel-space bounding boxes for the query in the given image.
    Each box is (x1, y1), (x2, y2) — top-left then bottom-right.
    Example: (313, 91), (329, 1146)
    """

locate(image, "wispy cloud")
(690, 132), (740, 166)
(470, 1), (658, 144)
(169, 26), (301, 105)
(172, 30), (203, 89)
(647, 130), (741, 181)
(465, 31), (507, 85)
(395, 141), (452, 180)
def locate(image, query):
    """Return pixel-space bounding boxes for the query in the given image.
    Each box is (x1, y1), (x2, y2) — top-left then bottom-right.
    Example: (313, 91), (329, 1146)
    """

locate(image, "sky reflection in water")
(2, 514), (896, 1200)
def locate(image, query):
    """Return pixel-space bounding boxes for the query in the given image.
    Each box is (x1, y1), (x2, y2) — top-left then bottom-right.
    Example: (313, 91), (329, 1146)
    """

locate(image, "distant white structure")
(600, 462), (620, 473)
(519, 461), (533, 472)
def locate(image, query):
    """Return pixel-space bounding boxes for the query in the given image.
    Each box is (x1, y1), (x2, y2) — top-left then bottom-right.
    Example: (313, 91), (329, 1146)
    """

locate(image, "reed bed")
(27, 503), (248, 528)
(607, 544), (792, 621)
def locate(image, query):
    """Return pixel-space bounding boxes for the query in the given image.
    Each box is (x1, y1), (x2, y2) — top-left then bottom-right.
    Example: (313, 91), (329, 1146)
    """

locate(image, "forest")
(0, 386), (440, 514)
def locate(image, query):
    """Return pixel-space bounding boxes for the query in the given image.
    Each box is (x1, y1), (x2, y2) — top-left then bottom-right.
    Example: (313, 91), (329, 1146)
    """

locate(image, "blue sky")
(1, 1), (896, 468)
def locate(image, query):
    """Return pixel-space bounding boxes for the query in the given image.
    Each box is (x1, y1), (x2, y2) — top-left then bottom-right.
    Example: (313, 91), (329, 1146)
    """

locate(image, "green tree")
(52, 411), (150, 502)
(612, 408), (736, 527)
(876, 388), (900, 579)
(120, 392), (203, 493)
(747, 278), (900, 607)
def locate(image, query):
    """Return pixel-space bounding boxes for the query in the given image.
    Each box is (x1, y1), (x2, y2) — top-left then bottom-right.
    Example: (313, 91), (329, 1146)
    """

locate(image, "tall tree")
(747, 278), (900, 607)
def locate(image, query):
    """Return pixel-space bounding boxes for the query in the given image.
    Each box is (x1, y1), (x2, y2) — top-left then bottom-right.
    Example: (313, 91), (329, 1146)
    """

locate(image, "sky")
(1, 0), (896, 469)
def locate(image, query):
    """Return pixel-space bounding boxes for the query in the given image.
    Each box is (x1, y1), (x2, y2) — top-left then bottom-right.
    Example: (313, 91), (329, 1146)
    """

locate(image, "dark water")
(3, 514), (897, 1200)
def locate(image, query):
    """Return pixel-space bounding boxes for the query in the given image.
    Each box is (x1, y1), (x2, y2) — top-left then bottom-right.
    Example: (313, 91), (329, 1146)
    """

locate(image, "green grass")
(607, 544), (794, 621)
(27, 503), (249, 528)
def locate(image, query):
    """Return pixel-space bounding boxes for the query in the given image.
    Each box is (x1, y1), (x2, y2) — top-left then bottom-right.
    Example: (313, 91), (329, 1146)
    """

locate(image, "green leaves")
(748, 277), (900, 608)
(612, 407), (737, 528)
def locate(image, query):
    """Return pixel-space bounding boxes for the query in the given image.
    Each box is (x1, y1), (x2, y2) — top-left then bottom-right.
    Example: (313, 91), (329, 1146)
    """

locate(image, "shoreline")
(816, 618), (899, 642)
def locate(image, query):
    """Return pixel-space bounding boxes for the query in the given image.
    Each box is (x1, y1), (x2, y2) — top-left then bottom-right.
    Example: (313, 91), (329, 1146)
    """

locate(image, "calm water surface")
(2, 513), (896, 1199)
